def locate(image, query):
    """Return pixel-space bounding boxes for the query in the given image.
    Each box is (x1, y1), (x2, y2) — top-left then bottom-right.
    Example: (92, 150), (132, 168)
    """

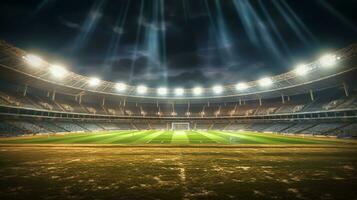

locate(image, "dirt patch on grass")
(0, 145), (357, 200)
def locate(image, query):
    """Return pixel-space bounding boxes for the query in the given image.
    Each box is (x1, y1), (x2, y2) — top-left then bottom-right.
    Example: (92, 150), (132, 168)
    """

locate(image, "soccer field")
(1, 131), (357, 199)
(0, 130), (351, 145)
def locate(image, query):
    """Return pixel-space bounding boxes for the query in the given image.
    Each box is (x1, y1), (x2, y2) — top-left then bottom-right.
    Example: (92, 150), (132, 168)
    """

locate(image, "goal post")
(171, 122), (190, 131)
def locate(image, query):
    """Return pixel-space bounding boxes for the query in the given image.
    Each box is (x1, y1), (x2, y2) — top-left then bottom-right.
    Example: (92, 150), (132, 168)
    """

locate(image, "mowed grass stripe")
(70, 131), (138, 144)
(238, 131), (333, 144)
(96, 130), (146, 144)
(213, 131), (275, 144)
(0, 132), (116, 144)
(192, 131), (225, 144)
(110, 130), (158, 144)
(131, 130), (164, 144)
(171, 131), (190, 144)
(196, 131), (230, 144)
(245, 132), (345, 144)
(148, 131), (174, 144)
(187, 131), (217, 144)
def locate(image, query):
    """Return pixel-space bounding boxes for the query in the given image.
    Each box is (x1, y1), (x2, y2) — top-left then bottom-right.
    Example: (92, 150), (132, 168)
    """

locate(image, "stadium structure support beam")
(52, 90), (56, 101)
(281, 94), (285, 104)
(239, 98), (242, 105)
(343, 82), (349, 97)
(22, 84), (28, 96)
(259, 97), (262, 106)
(309, 90), (314, 101)
(102, 97), (106, 106)
(78, 95), (82, 104)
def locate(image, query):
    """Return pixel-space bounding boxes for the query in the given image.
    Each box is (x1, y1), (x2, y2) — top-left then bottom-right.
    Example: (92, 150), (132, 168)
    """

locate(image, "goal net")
(171, 122), (190, 130)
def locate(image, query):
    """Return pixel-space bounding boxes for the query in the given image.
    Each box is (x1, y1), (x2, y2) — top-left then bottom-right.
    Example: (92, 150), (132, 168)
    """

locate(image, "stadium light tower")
(295, 64), (309, 76)
(49, 64), (67, 79)
(88, 77), (100, 87)
(236, 82), (248, 91)
(319, 54), (337, 68)
(175, 88), (184, 96)
(137, 85), (147, 94)
(24, 54), (43, 67)
(212, 85), (223, 94)
(157, 87), (168, 96)
(259, 77), (273, 87)
(115, 82), (127, 92)
(193, 87), (203, 96)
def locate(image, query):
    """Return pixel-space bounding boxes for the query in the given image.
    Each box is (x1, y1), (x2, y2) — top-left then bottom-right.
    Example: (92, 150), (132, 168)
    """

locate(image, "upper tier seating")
(7, 121), (49, 133)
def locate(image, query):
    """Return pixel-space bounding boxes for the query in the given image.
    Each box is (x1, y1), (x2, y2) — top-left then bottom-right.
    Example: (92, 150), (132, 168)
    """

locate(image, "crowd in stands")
(0, 120), (356, 138)
(0, 86), (356, 138)
(0, 87), (356, 118)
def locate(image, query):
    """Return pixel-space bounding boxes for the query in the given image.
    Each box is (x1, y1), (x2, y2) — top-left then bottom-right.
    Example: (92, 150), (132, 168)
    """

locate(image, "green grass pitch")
(1, 130), (357, 199)
(0, 130), (351, 145)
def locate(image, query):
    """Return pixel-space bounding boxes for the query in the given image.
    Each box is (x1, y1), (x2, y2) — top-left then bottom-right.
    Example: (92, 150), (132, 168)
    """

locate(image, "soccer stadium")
(0, 1), (357, 200)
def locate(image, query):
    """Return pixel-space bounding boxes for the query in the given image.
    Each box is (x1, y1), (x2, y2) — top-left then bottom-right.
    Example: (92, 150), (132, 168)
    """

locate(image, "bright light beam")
(24, 54), (43, 67)
(115, 82), (127, 92)
(88, 77), (100, 87)
(259, 77), (273, 87)
(137, 85), (148, 94)
(50, 64), (67, 79)
(157, 87), (168, 95)
(175, 88), (184, 96)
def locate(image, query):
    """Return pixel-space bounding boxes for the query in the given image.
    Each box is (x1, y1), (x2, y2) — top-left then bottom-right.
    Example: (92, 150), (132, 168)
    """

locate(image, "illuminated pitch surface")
(0, 130), (354, 145)
(0, 131), (357, 200)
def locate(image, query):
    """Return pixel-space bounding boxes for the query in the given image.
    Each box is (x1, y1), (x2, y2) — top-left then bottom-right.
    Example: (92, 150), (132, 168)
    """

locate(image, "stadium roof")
(0, 40), (356, 103)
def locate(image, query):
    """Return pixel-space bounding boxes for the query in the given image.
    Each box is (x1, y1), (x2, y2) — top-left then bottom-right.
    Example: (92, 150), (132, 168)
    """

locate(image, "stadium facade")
(0, 41), (356, 137)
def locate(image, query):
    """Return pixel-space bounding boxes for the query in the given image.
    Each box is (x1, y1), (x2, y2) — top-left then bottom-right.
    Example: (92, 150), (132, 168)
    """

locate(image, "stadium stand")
(54, 122), (87, 132)
(0, 41), (356, 138)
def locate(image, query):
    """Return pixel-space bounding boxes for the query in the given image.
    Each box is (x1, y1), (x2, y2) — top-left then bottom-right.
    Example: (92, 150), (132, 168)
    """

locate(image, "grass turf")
(0, 130), (353, 145)
(1, 131), (357, 199)
(0, 146), (357, 200)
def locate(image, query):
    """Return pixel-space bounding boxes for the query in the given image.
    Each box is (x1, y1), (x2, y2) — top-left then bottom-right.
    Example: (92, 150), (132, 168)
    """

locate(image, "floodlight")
(175, 88), (184, 96)
(186, 112), (191, 116)
(212, 85), (223, 94)
(24, 54), (43, 67)
(171, 112), (177, 116)
(115, 82), (127, 92)
(49, 64), (67, 78)
(137, 85), (147, 94)
(193, 87), (203, 95)
(236, 82), (248, 91)
(88, 77), (100, 87)
(258, 77), (272, 87)
(319, 54), (336, 67)
(295, 64), (309, 76)
(157, 87), (168, 95)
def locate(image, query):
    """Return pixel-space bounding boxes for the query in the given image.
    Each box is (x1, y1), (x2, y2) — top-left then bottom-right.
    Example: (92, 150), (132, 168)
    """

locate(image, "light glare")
(175, 88), (184, 96)
(295, 64), (309, 76)
(212, 85), (223, 94)
(319, 54), (336, 67)
(157, 87), (168, 95)
(193, 87), (203, 95)
(49, 64), (67, 78)
(137, 85), (147, 94)
(88, 77), (100, 87)
(24, 54), (43, 67)
(259, 77), (273, 87)
(236, 82), (248, 91)
(115, 82), (127, 92)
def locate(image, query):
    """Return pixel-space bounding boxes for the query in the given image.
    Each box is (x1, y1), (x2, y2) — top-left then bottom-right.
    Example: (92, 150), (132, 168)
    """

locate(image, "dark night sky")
(0, 0), (356, 87)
